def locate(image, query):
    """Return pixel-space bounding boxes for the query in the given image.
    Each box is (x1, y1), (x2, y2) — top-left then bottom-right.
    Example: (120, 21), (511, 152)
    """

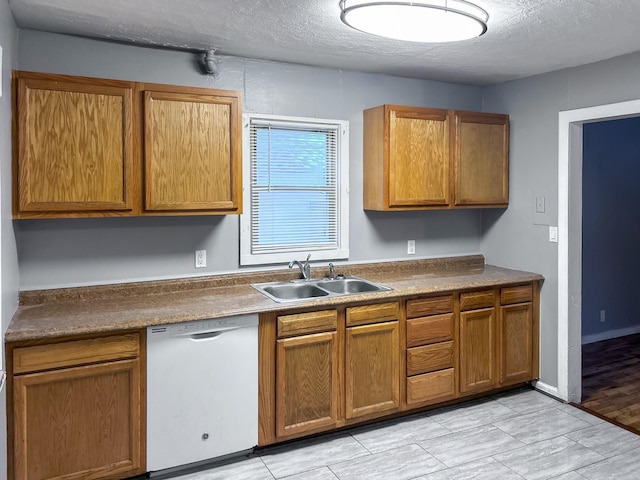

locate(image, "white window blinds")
(241, 114), (349, 266)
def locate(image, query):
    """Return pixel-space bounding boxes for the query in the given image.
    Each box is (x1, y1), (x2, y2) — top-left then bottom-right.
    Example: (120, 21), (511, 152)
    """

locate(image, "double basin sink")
(252, 276), (392, 303)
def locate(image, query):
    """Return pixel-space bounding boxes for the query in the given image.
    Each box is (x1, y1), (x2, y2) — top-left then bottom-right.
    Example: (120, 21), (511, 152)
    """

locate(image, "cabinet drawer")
(407, 341), (454, 376)
(13, 333), (140, 375)
(501, 284), (533, 305)
(346, 302), (398, 327)
(406, 313), (453, 347)
(407, 368), (455, 405)
(277, 310), (338, 338)
(460, 289), (495, 311)
(406, 295), (453, 318)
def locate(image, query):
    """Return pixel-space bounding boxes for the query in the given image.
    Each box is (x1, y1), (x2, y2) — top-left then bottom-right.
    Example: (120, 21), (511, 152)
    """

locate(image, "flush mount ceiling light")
(339, 0), (489, 43)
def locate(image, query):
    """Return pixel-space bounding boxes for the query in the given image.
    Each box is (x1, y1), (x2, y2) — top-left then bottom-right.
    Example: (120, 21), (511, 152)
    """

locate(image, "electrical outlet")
(195, 250), (207, 268)
(407, 240), (416, 255)
(600, 310), (606, 322)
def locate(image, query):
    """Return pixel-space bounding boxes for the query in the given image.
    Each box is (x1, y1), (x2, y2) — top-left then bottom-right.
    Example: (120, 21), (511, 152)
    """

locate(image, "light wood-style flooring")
(165, 388), (640, 480)
(580, 333), (640, 434)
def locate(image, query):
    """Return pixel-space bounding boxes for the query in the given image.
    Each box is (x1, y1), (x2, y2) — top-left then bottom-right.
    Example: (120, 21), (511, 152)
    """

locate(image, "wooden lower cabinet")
(345, 321), (400, 420)
(276, 331), (339, 438)
(405, 294), (456, 407)
(407, 369), (455, 405)
(9, 333), (145, 480)
(259, 283), (540, 446)
(459, 307), (497, 395)
(500, 303), (533, 385)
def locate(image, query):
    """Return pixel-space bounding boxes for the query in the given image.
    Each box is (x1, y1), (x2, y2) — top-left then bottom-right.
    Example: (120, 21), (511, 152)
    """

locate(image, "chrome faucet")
(328, 262), (336, 280)
(289, 254), (311, 281)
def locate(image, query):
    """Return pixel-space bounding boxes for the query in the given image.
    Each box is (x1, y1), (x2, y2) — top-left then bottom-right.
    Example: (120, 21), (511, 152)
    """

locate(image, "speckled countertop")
(6, 255), (544, 343)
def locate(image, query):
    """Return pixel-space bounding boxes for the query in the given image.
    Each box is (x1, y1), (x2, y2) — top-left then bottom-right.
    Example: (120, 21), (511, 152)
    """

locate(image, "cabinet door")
(143, 88), (241, 213)
(346, 321), (400, 420)
(388, 107), (451, 208)
(501, 302), (534, 385)
(459, 308), (496, 395)
(15, 73), (134, 216)
(276, 331), (339, 438)
(453, 111), (509, 207)
(13, 359), (143, 480)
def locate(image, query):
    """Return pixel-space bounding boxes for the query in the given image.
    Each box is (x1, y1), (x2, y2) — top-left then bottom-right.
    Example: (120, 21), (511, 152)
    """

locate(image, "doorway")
(558, 99), (640, 403)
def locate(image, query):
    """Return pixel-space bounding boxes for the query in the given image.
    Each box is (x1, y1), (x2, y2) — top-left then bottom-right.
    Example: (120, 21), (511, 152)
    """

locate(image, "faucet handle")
(305, 253), (311, 262)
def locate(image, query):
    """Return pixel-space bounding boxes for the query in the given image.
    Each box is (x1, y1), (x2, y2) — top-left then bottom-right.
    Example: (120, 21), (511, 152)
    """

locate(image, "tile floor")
(168, 388), (640, 480)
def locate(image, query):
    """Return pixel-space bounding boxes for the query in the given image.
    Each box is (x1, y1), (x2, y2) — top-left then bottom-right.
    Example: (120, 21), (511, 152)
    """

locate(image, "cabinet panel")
(346, 302), (398, 327)
(407, 341), (454, 376)
(388, 108), (450, 207)
(407, 369), (455, 406)
(454, 111), (509, 207)
(459, 307), (496, 395)
(501, 284), (533, 305)
(406, 313), (454, 347)
(277, 310), (337, 338)
(346, 321), (399, 420)
(15, 73), (134, 216)
(13, 359), (143, 480)
(13, 333), (140, 374)
(276, 332), (339, 438)
(501, 303), (534, 385)
(460, 289), (495, 311)
(143, 89), (241, 212)
(406, 294), (454, 318)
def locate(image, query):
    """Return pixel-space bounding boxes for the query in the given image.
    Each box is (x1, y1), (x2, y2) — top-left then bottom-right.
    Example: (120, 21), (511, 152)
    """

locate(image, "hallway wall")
(582, 117), (640, 342)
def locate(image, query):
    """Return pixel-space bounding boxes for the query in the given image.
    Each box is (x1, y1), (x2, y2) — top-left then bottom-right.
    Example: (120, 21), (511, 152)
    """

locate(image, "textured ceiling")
(8, 0), (640, 85)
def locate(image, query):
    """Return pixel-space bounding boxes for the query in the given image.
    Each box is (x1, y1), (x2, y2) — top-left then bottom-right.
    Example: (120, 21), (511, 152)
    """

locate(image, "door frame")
(558, 99), (640, 403)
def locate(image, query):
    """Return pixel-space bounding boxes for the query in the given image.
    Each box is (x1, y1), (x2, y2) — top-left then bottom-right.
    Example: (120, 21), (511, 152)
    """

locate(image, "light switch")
(549, 226), (558, 243)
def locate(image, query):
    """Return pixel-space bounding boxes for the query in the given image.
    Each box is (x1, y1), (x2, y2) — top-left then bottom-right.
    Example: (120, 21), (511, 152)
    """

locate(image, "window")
(241, 114), (349, 266)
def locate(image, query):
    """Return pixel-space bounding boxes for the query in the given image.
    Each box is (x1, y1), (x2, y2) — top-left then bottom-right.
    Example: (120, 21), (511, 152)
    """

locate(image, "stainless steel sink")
(261, 283), (330, 301)
(252, 276), (392, 303)
(316, 278), (388, 294)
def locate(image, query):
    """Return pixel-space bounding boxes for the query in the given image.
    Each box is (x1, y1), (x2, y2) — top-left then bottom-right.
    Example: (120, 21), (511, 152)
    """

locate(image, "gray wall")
(16, 29), (485, 289)
(1, 0), (19, 474)
(16, 26), (640, 394)
(582, 118), (640, 340)
(481, 52), (640, 388)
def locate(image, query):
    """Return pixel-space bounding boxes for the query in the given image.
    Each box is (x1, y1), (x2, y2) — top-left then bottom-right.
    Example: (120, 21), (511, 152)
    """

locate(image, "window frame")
(240, 113), (349, 266)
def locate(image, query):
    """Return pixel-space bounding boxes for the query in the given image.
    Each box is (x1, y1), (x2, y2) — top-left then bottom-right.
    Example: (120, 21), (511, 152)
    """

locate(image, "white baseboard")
(532, 380), (563, 401)
(581, 325), (640, 345)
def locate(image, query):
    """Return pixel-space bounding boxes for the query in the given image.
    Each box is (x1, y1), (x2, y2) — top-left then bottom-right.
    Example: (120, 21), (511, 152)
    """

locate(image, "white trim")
(558, 98), (640, 403)
(532, 380), (561, 401)
(240, 113), (350, 266)
(582, 325), (640, 345)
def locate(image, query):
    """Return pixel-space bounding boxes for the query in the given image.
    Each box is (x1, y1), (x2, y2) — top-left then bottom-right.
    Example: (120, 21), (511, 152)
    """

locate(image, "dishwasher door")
(146, 314), (258, 472)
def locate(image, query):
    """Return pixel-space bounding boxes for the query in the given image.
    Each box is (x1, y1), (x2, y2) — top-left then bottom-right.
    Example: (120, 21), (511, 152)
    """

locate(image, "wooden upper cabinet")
(12, 71), (243, 218)
(142, 86), (242, 214)
(388, 107), (450, 208)
(453, 111), (509, 207)
(13, 72), (135, 217)
(363, 104), (509, 211)
(364, 105), (451, 210)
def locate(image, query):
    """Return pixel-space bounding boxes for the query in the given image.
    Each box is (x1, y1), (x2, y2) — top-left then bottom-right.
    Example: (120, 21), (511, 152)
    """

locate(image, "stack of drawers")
(405, 294), (456, 406)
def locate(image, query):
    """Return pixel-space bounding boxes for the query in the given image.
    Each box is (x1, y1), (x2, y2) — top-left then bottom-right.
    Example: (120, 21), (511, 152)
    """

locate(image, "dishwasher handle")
(190, 330), (227, 341)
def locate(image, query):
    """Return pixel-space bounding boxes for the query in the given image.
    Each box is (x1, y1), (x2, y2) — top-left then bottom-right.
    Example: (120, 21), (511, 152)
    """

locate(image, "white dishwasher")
(146, 314), (258, 473)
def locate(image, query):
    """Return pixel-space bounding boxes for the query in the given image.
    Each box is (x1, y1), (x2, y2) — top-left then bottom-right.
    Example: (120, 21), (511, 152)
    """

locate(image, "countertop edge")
(6, 261), (544, 343)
